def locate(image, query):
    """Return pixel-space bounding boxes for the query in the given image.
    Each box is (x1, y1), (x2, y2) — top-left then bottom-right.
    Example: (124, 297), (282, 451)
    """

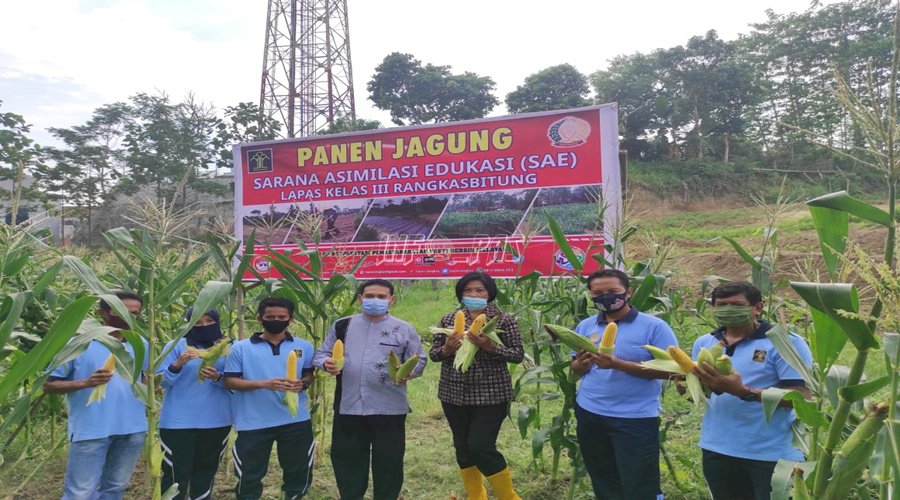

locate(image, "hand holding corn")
(695, 359), (745, 396)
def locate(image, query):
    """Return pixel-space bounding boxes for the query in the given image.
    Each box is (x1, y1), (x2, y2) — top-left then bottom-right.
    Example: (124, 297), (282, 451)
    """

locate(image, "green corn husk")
(639, 356), (707, 409)
(708, 342), (724, 360)
(823, 402), (889, 499)
(697, 347), (715, 368)
(388, 350), (401, 382)
(194, 339), (231, 383)
(643, 345), (672, 360)
(714, 355), (732, 375)
(544, 324), (599, 354)
(792, 468), (812, 500)
(452, 316), (502, 373)
(391, 355), (420, 384)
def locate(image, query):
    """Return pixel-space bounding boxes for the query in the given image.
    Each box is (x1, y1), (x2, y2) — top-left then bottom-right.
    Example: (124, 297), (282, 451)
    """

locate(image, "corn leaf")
(766, 325), (818, 390)
(789, 282), (878, 350)
(0, 296), (97, 402)
(154, 252), (211, 309)
(770, 460), (815, 500)
(0, 291), (29, 352)
(806, 190), (893, 227)
(629, 274), (659, 311)
(839, 376), (891, 403)
(808, 308), (846, 371)
(517, 405), (536, 439)
(884, 332), (899, 368)
(721, 236), (762, 271)
(761, 388), (826, 427)
(531, 428), (550, 459)
(161, 483), (181, 500)
(809, 206), (848, 281)
(545, 210), (583, 273)
(63, 255), (111, 295)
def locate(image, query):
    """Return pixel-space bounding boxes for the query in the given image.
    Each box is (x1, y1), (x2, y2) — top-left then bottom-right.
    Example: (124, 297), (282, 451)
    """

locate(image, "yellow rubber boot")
(459, 466), (488, 500)
(486, 466), (521, 500)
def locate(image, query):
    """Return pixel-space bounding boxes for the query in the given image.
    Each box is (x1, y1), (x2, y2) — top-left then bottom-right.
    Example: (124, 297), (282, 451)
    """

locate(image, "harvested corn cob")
(388, 352), (419, 384)
(332, 339), (345, 370)
(599, 322), (617, 354)
(86, 353), (115, 406)
(714, 355), (732, 375)
(284, 350), (300, 417)
(453, 314), (488, 373)
(668, 346), (697, 373)
(453, 310), (466, 336)
(195, 339), (231, 383)
(543, 324), (599, 354)
(643, 345), (672, 360)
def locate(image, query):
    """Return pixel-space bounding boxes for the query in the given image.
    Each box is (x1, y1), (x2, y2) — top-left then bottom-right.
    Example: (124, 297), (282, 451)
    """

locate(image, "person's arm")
(483, 315), (525, 363)
(314, 323), (343, 375)
(43, 359), (112, 394)
(405, 327), (427, 378)
(224, 376), (281, 391)
(593, 321), (679, 380)
(159, 342), (200, 389)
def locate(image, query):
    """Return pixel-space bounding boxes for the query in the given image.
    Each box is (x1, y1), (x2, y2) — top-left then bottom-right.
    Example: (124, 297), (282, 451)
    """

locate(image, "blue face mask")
(361, 298), (390, 315)
(461, 297), (488, 310)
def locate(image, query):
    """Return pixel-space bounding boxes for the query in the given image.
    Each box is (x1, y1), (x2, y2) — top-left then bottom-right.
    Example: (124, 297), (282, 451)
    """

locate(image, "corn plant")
(57, 194), (232, 500)
(761, 6), (900, 495)
(261, 239), (362, 445)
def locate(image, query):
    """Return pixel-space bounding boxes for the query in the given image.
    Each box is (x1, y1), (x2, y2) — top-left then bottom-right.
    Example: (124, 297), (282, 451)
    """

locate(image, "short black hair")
(257, 296), (295, 317)
(711, 281), (762, 306)
(357, 279), (394, 297)
(455, 271), (498, 302)
(99, 290), (143, 311)
(585, 269), (629, 290)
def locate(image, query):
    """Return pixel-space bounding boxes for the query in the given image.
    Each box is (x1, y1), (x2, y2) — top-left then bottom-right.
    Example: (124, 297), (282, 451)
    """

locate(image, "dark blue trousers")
(574, 402), (661, 500)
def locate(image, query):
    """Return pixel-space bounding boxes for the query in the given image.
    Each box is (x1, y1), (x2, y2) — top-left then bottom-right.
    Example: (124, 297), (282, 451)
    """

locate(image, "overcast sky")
(0, 0), (829, 145)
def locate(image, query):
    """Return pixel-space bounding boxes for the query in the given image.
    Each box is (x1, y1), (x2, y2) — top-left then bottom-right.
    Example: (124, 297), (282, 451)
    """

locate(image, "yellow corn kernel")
(667, 345), (696, 373)
(86, 354), (116, 406)
(286, 350), (298, 381)
(453, 310), (466, 336)
(469, 314), (487, 335)
(332, 339), (345, 370)
(599, 322), (617, 354)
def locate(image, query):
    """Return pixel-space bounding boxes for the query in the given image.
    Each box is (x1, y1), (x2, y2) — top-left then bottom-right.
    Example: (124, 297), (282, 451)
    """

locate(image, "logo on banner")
(554, 248), (586, 271)
(548, 117), (591, 147)
(247, 149), (273, 173)
(252, 255), (271, 273)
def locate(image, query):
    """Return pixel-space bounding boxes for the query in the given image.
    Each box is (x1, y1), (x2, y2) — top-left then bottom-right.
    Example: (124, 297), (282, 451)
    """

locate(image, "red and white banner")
(233, 104), (621, 279)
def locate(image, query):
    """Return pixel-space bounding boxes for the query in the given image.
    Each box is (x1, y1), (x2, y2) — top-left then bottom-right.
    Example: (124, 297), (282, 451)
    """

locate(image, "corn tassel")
(86, 354), (116, 406)
(284, 350), (299, 418)
(196, 339), (231, 383)
(643, 345), (671, 360)
(599, 322), (617, 354)
(453, 310), (466, 336)
(668, 346), (696, 373)
(543, 324), (599, 354)
(332, 339), (345, 370)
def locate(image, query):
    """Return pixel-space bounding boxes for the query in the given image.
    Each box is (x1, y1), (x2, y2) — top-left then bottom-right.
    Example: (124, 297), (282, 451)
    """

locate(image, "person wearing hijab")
(157, 308), (232, 500)
(429, 271), (525, 500)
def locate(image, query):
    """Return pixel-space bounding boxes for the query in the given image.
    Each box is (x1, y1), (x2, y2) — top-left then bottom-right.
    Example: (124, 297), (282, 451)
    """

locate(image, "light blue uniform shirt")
(574, 307), (678, 418)
(313, 313), (426, 416)
(49, 338), (149, 442)
(692, 321), (812, 461)
(224, 333), (314, 431)
(158, 338), (232, 429)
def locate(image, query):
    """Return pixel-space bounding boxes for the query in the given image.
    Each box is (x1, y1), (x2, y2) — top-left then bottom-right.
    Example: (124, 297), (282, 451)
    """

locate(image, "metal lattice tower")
(260, 0), (355, 137)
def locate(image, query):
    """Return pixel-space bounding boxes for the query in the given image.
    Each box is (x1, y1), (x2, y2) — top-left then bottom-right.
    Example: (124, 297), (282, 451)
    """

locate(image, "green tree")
(318, 115), (381, 135)
(506, 63), (591, 113)
(367, 52), (498, 125)
(0, 100), (44, 203)
(212, 102), (281, 171)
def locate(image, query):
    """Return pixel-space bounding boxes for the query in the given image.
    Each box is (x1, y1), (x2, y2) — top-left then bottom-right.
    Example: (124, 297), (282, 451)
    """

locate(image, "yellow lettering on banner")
(493, 127), (513, 149)
(349, 142), (363, 162)
(297, 148), (313, 167)
(313, 147), (329, 166)
(447, 132), (465, 154)
(330, 144), (347, 164)
(470, 130), (489, 152)
(406, 137), (425, 157)
(425, 135), (444, 155)
(365, 140), (382, 161)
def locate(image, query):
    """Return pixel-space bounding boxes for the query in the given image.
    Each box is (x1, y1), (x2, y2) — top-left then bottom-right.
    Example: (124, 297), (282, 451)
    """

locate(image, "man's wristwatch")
(740, 387), (760, 402)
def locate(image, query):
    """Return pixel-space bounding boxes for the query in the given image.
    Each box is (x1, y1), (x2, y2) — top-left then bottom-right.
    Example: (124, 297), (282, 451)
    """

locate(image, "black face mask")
(261, 319), (291, 334)
(186, 323), (222, 346)
(105, 314), (132, 331)
(592, 293), (628, 313)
